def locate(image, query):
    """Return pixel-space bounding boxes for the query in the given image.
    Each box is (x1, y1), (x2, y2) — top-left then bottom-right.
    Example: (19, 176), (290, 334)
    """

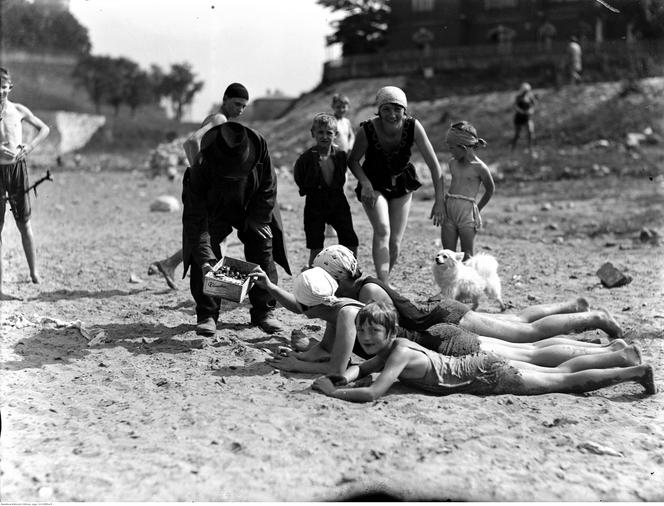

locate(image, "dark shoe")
(252, 313), (284, 334)
(196, 317), (217, 336)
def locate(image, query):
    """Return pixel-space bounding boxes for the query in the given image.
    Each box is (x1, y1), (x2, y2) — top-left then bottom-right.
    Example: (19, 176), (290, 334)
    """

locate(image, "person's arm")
(293, 153), (308, 196)
(312, 345), (410, 403)
(347, 126), (376, 207)
(182, 112), (227, 167)
(413, 120), (444, 226)
(250, 267), (302, 314)
(347, 119), (355, 148)
(16, 105), (50, 161)
(475, 162), (496, 212)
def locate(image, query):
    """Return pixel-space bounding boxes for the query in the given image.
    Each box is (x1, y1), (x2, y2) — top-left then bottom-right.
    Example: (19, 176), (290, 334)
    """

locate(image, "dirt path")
(1, 168), (662, 501)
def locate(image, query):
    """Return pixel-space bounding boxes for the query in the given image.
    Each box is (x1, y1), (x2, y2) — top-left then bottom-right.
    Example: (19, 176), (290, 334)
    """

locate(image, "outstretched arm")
(413, 120), (444, 226)
(250, 268), (302, 314)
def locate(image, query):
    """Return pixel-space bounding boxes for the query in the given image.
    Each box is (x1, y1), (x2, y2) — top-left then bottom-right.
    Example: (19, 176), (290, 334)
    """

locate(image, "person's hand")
(249, 266), (269, 288)
(360, 183), (377, 208)
(429, 198), (445, 227)
(0, 143), (19, 160)
(265, 354), (304, 372)
(247, 219), (272, 239)
(312, 376), (336, 395)
(202, 262), (213, 276)
(14, 144), (29, 162)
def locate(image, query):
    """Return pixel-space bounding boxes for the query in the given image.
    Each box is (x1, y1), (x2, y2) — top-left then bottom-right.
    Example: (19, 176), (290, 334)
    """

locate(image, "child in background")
(0, 67), (51, 300)
(294, 113), (358, 269)
(441, 121), (495, 261)
(312, 302), (656, 402)
(331, 93), (354, 153)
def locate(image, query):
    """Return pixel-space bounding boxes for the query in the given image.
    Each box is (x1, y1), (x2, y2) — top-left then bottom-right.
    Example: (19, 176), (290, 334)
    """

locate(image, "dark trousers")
(190, 224), (279, 322)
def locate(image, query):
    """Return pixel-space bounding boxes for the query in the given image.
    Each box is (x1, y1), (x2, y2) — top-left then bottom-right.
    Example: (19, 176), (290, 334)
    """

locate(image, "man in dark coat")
(182, 121), (291, 336)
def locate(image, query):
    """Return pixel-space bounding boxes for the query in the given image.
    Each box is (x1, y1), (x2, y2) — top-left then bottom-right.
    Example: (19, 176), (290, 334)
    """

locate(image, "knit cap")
(313, 245), (359, 281)
(293, 267), (339, 308)
(375, 86), (407, 110)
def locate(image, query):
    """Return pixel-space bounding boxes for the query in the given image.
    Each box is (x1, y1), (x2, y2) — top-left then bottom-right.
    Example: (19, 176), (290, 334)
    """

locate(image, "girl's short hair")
(355, 301), (398, 337)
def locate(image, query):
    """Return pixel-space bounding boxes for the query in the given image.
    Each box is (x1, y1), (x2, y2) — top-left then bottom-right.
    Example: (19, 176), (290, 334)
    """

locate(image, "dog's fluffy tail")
(467, 252), (504, 309)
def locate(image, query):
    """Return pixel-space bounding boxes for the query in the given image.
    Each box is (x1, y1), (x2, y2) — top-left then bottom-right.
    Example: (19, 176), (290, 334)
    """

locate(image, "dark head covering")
(200, 122), (255, 177)
(224, 82), (249, 100)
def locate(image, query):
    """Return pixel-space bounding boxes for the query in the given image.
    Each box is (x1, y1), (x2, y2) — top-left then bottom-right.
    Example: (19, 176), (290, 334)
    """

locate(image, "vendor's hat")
(200, 122), (256, 175)
(375, 86), (408, 110)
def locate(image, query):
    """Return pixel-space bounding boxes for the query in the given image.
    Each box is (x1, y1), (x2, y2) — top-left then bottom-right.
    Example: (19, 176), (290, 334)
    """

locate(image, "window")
(484, 0), (518, 8)
(412, 0), (434, 12)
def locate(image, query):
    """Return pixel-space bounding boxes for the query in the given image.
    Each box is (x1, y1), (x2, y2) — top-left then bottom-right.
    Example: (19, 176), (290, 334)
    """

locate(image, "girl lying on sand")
(311, 302), (656, 402)
(250, 265), (634, 377)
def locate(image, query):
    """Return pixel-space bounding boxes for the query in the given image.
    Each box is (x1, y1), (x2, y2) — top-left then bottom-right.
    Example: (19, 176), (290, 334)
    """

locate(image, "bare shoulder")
(201, 112), (228, 128)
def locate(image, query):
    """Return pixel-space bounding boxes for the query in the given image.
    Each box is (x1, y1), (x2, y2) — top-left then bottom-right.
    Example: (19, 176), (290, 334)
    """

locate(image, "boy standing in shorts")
(0, 67), (50, 300)
(441, 121), (495, 261)
(294, 113), (358, 269)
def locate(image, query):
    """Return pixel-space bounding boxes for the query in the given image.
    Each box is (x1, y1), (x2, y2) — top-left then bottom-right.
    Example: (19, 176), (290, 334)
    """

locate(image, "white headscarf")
(375, 86), (408, 110)
(293, 267), (339, 308)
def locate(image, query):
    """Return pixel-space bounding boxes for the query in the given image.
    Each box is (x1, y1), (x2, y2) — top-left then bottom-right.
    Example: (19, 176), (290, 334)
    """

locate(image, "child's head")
(313, 244), (361, 285)
(445, 121), (487, 159)
(519, 82), (532, 94)
(331, 93), (350, 118)
(310, 112), (338, 149)
(355, 302), (398, 355)
(0, 67), (13, 92)
(293, 266), (339, 312)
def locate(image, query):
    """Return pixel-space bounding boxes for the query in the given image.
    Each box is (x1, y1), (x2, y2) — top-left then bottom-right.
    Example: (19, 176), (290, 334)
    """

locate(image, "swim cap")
(313, 245), (359, 281)
(224, 82), (249, 100)
(375, 86), (407, 110)
(293, 267), (339, 308)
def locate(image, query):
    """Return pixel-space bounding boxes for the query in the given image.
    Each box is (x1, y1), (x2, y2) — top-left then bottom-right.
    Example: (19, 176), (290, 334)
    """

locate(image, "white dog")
(432, 249), (505, 311)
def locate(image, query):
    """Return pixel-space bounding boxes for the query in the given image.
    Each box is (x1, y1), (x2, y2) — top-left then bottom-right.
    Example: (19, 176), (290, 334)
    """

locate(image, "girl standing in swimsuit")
(348, 86), (444, 287)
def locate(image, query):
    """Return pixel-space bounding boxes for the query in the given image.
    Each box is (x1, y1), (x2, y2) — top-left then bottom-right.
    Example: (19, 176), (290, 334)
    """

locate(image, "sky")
(69, 0), (341, 120)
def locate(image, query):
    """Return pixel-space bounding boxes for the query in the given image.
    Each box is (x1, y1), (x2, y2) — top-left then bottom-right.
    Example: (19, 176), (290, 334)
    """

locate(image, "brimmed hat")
(200, 122), (256, 175)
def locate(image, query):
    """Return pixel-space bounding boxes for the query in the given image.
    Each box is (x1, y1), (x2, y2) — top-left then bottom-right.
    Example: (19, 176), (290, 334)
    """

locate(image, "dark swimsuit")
(355, 117), (422, 201)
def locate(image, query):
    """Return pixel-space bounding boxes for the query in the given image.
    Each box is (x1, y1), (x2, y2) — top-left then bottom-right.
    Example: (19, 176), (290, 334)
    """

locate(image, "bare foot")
(622, 345), (642, 366)
(608, 339), (627, 351)
(31, 272), (40, 284)
(598, 308), (623, 340)
(0, 292), (23, 301)
(148, 260), (177, 290)
(574, 297), (589, 312)
(640, 365), (657, 395)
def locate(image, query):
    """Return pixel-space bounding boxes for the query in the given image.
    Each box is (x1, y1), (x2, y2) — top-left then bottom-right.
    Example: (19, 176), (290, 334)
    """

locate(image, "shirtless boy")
(441, 121), (495, 260)
(1, 67), (50, 300)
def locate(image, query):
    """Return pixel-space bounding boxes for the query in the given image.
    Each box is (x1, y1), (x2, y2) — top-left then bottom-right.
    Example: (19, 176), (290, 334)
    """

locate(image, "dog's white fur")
(432, 249), (505, 311)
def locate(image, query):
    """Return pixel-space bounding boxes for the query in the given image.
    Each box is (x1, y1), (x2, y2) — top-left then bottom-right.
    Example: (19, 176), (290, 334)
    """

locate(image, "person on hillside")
(348, 86), (444, 287)
(294, 113), (358, 269)
(567, 36), (583, 85)
(183, 121), (291, 336)
(147, 83), (250, 289)
(313, 245), (623, 344)
(441, 121), (495, 260)
(311, 301), (656, 402)
(510, 82), (537, 153)
(0, 67), (50, 301)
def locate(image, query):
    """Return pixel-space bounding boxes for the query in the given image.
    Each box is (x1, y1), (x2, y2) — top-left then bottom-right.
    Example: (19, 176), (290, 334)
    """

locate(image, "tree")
(72, 55), (117, 113)
(125, 69), (157, 117)
(317, 0), (391, 56)
(157, 63), (204, 122)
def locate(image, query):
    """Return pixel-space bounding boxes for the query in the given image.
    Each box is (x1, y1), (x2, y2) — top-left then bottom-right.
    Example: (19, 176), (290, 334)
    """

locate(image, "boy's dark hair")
(355, 301), (398, 338)
(332, 93), (350, 106)
(311, 112), (338, 132)
(0, 67), (12, 84)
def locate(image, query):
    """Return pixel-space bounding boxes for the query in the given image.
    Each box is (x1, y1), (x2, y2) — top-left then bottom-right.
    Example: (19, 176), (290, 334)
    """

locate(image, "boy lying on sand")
(312, 301), (656, 402)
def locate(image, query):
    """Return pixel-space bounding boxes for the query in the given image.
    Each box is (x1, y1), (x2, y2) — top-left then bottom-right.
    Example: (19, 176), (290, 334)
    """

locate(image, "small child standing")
(441, 121), (495, 261)
(294, 113), (359, 269)
(331, 93), (354, 153)
(0, 67), (50, 300)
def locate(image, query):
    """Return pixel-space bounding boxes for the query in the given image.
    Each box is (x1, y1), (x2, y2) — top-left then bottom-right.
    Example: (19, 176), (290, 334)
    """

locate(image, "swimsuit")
(397, 341), (523, 395)
(355, 117), (421, 201)
(442, 193), (482, 232)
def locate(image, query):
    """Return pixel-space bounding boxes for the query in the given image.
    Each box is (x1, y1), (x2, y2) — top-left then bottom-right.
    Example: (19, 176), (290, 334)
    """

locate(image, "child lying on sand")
(312, 302), (656, 402)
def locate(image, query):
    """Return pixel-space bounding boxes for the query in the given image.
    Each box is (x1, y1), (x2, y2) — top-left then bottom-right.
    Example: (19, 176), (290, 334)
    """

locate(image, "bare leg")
(485, 297), (589, 322)
(363, 196), (391, 284)
(457, 227), (475, 261)
(512, 363), (656, 395)
(386, 193), (412, 273)
(460, 308), (623, 343)
(16, 220), (39, 283)
(148, 248), (184, 289)
(479, 337), (630, 367)
(441, 224), (458, 252)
